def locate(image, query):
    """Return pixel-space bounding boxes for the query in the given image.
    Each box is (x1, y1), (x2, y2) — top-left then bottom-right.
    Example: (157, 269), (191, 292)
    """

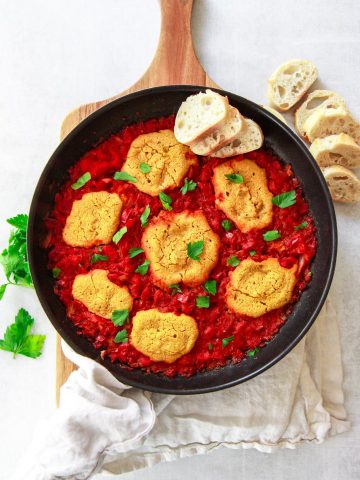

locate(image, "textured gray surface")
(0, 0), (359, 478)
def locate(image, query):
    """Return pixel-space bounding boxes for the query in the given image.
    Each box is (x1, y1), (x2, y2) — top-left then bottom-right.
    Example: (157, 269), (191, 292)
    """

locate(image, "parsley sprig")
(225, 173), (243, 184)
(272, 190), (296, 209)
(159, 192), (172, 210)
(187, 241), (204, 261)
(180, 178), (197, 195)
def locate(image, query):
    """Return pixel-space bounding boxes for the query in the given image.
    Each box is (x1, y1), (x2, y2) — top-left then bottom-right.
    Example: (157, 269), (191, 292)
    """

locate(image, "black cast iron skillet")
(27, 86), (337, 394)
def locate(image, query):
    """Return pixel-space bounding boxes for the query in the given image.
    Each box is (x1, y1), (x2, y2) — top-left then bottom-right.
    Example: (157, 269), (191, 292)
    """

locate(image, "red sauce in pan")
(46, 115), (316, 377)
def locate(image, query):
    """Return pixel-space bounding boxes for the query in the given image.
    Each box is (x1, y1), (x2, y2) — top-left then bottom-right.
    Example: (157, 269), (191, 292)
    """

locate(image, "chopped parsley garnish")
(140, 205), (151, 227)
(221, 219), (232, 231)
(196, 296), (210, 308)
(225, 173), (243, 184)
(159, 192), (172, 210)
(114, 329), (128, 344)
(139, 162), (151, 174)
(294, 221), (308, 231)
(180, 178), (197, 195)
(0, 308), (45, 359)
(187, 240), (204, 261)
(227, 256), (240, 267)
(52, 268), (61, 279)
(222, 335), (234, 348)
(169, 284), (182, 294)
(249, 250), (256, 257)
(90, 253), (108, 264)
(263, 230), (281, 242)
(128, 248), (144, 258)
(208, 343), (213, 351)
(247, 347), (260, 357)
(204, 279), (217, 296)
(272, 190), (296, 209)
(135, 260), (150, 275)
(113, 171), (137, 183)
(112, 226), (127, 243)
(71, 172), (91, 190)
(111, 310), (129, 327)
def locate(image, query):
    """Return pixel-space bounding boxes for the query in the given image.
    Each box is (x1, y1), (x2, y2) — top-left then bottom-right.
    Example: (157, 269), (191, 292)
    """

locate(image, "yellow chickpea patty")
(226, 258), (297, 318)
(63, 191), (122, 247)
(130, 309), (199, 363)
(72, 269), (133, 319)
(142, 210), (220, 288)
(212, 159), (273, 233)
(121, 129), (197, 196)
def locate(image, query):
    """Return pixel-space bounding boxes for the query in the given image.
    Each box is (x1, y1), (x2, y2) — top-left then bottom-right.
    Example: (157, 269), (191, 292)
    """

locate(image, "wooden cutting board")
(56, 0), (218, 404)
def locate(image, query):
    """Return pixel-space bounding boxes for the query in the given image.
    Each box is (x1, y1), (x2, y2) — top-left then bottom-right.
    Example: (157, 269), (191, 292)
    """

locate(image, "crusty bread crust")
(310, 133), (360, 169)
(212, 119), (264, 158)
(304, 107), (360, 144)
(322, 165), (360, 203)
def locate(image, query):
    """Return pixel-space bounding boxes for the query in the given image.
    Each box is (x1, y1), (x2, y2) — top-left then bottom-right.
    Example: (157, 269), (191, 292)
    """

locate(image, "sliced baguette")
(190, 107), (244, 156)
(212, 119), (264, 158)
(174, 89), (229, 145)
(310, 133), (360, 169)
(295, 90), (347, 138)
(322, 165), (360, 203)
(262, 105), (287, 124)
(304, 107), (360, 144)
(267, 59), (318, 111)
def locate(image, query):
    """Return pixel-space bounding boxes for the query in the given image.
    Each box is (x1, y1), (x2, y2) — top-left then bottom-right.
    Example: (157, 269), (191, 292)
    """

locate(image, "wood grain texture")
(56, 0), (218, 405)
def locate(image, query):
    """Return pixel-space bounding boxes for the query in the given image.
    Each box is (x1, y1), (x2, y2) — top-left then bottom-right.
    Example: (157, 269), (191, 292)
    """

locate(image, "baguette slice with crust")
(174, 89), (229, 145)
(322, 165), (360, 203)
(262, 105), (287, 124)
(190, 107), (244, 156)
(295, 90), (347, 139)
(212, 119), (264, 158)
(310, 133), (360, 169)
(304, 107), (360, 144)
(267, 59), (318, 111)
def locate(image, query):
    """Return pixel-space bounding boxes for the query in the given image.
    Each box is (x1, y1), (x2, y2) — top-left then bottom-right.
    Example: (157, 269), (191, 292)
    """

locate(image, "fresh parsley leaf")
(196, 296), (210, 308)
(135, 260), (150, 275)
(90, 253), (108, 264)
(247, 347), (260, 357)
(139, 162), (151, 174)
(128, 247), (144, 258)
(7, 214), (28, 231)
(249, 250), (256, 257)
(180, 178), (197, 195)
(71, 172), (91, 190)
(204, 279), (217, 296)
(225, 173), (243, 184)
(113, 171), (137, 183)
(263, 230), (281, 242)
(221, 219), (232, 231)
(208, 343), (213, 351)
(140, 205), (150, 227)
(169, 284), (182, 294)
(159, 192), (172, 210)
(114, 329), (128, 343)
(0, 284), (7, 301)
(187, 240), (204, 261)
(52, 268), (61, 279)
(112, 226), (127, 243)
(272, 190), (296, 209)
(0, 308), (45, 358)
(111, 310), (129, 326)
(294, 221), (308, 231)
(227, 256), (240, 267)
(222, 335), (234, 348)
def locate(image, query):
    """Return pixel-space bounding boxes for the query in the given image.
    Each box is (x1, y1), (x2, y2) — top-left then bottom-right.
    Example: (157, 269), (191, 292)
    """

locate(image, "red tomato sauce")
(46, 115), (316, 377)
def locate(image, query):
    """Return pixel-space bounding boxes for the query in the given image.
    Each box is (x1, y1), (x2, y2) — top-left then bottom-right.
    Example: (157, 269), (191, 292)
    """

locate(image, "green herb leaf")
(227, 256), (240, 267)
(113, 171), (137, 183)
(0, 308), (46, 358)
(196, 296), (210, 308)
(135, 260), (150, 275)
(225, 173), (243, 184)
(204, 279), (217, 296)
(249, 250), (256, 257)
(52, 268), (61, 279)
(247, 347), (260, 357)
(169, 284), (182, 294)
(140, 205), (151, 227)
(187, 240), (204, 261)
(222, 335), (234, 348)
(221, 219), (232, 231)
(294, 221), (308, 231)
(263, 230), (281, 242)
(208, 343), (213, 351)
(71, 172), (91, 190)
(114, 329), (128, 344)
(90, 253), (108, 264)
(112, 226), (127, 243)
(139, 162), (151, 174)
(7, 214), (28, 231)
(272, 190), (296, 209)
(111, 310), (129, 327)
(0, 284), (7, 301)
(128, 247), (144, 258)
(159, 192), (172, 210)
(180, 178), (197, 195)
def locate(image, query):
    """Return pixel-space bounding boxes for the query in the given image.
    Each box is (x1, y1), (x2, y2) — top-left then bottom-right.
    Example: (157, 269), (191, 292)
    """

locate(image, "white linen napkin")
(12, 297), (349, 480)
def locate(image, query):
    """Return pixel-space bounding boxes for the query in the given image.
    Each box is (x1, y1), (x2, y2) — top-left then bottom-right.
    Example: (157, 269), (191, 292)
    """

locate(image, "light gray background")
(0, 0), (359, 478)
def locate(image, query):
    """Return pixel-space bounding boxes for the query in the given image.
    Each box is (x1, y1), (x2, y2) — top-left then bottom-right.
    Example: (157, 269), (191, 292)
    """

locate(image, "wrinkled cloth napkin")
(13, 297), (349, 480)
